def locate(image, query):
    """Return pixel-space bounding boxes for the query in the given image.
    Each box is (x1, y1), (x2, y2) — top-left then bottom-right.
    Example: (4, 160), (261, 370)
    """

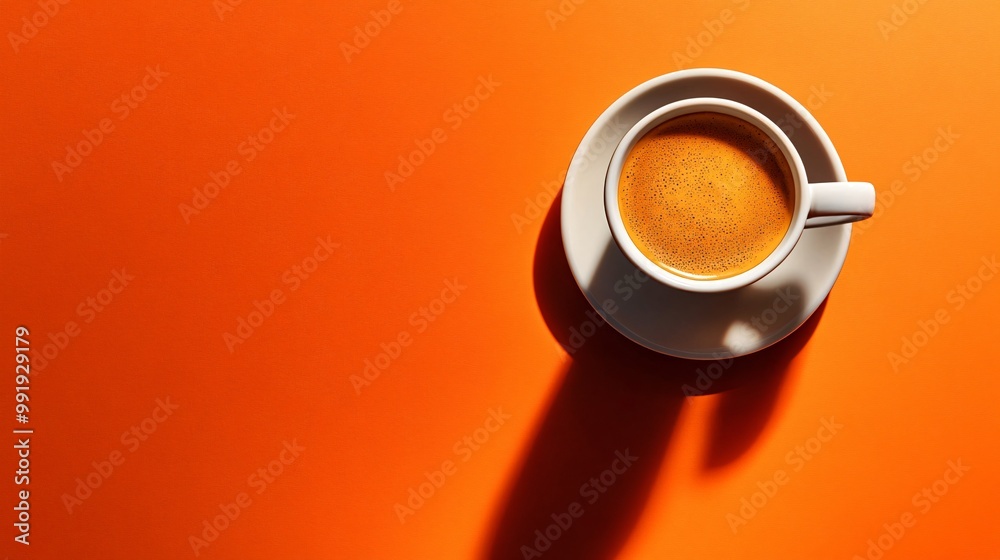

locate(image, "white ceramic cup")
(604, 97), (875, 293)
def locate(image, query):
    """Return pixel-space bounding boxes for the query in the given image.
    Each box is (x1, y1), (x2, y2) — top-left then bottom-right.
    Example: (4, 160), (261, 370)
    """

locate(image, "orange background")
(2, 0), (998, 558)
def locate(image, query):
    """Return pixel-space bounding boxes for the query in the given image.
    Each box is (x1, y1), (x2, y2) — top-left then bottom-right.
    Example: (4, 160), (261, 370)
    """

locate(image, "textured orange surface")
(1, 1), (998, 559)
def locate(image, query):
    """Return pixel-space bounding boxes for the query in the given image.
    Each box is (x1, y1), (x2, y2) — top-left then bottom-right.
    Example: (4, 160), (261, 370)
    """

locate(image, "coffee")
(617, 112), (794, 280)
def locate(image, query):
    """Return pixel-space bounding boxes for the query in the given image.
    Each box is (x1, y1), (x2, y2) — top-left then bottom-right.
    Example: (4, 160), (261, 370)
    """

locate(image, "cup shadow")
(481, 191), (827, 560)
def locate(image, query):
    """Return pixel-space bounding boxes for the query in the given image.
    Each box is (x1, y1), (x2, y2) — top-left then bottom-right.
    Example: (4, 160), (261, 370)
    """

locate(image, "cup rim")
(604, 97), (811, 293)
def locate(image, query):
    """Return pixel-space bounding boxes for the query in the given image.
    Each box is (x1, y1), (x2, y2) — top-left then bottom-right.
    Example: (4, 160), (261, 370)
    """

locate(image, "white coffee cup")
(604, 97), (875, 293)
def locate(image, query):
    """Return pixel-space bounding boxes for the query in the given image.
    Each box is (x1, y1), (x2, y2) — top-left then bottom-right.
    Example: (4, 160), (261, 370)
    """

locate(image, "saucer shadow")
(481, 191), (827, 560)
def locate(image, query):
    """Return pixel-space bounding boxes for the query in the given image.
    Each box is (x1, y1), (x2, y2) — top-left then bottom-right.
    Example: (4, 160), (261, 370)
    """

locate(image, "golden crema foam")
(617, 112), (795, 280)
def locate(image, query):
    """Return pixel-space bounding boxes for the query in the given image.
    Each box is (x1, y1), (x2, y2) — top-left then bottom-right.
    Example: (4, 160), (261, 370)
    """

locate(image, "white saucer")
(560, 68), (851, 359)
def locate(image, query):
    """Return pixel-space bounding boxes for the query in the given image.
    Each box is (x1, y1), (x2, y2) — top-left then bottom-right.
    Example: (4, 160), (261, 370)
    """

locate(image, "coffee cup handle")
(805, 182), (876, 228)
